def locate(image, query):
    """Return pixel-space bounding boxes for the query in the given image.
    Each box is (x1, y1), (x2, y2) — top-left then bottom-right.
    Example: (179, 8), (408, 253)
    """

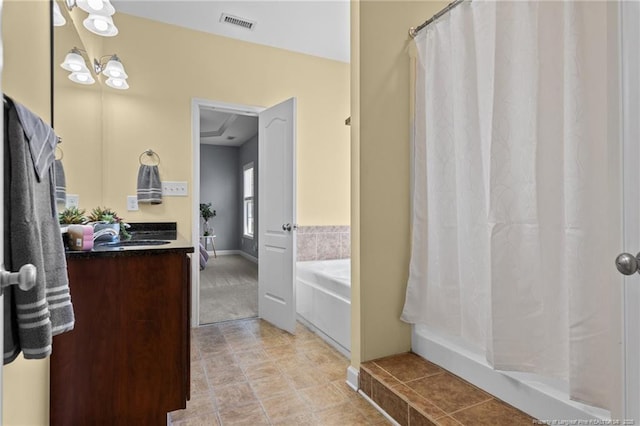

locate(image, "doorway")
(191, 99), (264, 327)
(191, 98), (298, 331)
(198, 108), (259, 325)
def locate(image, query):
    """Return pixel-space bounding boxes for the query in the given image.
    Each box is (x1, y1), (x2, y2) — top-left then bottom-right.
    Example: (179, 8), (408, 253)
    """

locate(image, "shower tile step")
(360, 352), (536, 426)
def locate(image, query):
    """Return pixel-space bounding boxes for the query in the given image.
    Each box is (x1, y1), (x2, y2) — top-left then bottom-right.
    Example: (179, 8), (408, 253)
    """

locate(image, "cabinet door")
(122, 253), (187, 420)
(51, 256), (126, 424)
(51, 252), (190, 425)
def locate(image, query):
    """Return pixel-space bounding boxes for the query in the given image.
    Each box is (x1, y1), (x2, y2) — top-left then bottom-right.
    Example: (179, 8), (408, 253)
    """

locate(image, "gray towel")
(54, 159), (66, 205)
(137, 164), (162, 204)
(3, 101), (75, 364)
(13, 98), (57, 182)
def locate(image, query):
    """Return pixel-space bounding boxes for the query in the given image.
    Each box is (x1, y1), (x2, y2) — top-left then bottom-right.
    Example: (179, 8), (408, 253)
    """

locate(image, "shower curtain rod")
(409, 0), (467, 38)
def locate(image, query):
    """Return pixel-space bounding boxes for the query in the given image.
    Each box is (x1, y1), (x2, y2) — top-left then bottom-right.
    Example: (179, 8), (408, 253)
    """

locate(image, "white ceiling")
(110, 0), (351, 63)
(200, 107), (258, 146)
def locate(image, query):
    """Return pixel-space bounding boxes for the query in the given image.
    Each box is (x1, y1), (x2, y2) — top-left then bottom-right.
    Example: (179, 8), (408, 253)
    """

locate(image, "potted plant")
(58, 206), (87, 225)
(87, 206), (131, 241)
(199, 203), (216, 236)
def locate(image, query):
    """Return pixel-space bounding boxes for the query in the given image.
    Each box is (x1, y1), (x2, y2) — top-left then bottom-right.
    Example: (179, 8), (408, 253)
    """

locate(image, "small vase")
(203, 220), (212, 236)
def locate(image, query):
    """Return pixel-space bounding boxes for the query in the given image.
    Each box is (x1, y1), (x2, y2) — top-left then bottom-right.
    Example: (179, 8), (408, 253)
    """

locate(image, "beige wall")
(2, 2), (52, 425)
(351, 0), (447, 366)
(55, 13), (350, 234)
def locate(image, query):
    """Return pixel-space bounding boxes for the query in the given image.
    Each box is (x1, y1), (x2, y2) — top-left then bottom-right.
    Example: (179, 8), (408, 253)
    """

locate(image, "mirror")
(51, 0), (351, 240)
(52, 0), (104, 210)
(52, 2), (177, 224)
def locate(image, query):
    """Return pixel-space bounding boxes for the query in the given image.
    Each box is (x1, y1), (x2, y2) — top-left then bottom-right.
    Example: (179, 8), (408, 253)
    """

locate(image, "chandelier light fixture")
(94, 55), (129, 90)
(83, 14), (118, 37)
(60, 47), (95, 85)
(74, 0), (115, 15)
(60, 48), (129, 90)
(65, 0), (118, 37)
(52, 2), (67, 27)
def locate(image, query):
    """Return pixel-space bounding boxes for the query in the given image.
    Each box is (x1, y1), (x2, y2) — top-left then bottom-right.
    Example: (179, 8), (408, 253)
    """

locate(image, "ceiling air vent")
(220, 13), (256, 30)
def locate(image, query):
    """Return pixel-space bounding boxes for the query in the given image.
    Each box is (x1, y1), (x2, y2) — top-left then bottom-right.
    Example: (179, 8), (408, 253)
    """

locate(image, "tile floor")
(170, 318), (390, 425)
(360, 353), (536, 426)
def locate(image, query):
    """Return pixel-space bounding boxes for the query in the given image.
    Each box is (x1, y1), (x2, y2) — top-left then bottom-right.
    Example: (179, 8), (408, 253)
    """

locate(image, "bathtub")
(412, 324), (611, 421)
(296, 259), (350, 357)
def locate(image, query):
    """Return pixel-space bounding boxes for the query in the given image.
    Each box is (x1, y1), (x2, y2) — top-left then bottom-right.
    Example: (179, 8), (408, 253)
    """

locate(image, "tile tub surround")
(170, 318), (390, 425)
(297, 226), (350, 261)
(360, 353), (536, 426)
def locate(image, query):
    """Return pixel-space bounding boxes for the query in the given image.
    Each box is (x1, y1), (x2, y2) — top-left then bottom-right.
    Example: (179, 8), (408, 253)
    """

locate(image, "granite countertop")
(65, 222), (194, 259)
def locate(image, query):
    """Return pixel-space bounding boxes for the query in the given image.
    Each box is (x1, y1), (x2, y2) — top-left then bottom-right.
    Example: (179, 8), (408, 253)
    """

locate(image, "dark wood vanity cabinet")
(51, 250), (191, 425)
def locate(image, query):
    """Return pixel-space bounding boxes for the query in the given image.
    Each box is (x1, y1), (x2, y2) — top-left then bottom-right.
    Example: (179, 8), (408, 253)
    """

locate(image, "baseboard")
(211, 250), (258, 263)
(346, 365), (359, 391)
(214, 250), (239, 256)
(238, 251), (258, 263)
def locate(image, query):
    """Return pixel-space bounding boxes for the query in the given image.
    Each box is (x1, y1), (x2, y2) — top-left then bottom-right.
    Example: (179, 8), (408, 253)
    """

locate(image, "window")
(243, 163), (254, 238)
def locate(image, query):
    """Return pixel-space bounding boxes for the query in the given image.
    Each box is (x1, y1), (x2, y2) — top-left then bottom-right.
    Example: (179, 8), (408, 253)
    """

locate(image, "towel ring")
(55, 145), (64, 160)
(139, 149), (161, 166)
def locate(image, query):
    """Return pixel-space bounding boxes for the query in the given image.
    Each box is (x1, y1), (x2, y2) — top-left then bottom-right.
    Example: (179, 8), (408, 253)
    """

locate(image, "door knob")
(282, 223), (292, 232)
(615, 252), (640, 275)
(1, 264), (37, 291)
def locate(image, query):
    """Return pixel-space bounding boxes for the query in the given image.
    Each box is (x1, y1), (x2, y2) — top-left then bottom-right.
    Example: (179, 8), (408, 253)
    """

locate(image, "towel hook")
(55, 145), (64, 160)
(139, 149), (160, 166)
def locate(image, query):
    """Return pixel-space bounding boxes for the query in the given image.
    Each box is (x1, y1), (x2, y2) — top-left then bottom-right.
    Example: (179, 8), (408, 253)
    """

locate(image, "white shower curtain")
(402, 0), (619, 410)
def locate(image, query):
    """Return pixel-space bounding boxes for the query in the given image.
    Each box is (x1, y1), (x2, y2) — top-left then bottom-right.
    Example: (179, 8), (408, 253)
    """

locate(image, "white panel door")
(258, 98), (297, 334)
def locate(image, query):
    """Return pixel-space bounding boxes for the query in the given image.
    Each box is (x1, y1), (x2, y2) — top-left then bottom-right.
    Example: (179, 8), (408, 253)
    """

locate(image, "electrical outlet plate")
(66, 194), (79, 208)
(127, 195), (139, 211)
(162, 181), (188, 196)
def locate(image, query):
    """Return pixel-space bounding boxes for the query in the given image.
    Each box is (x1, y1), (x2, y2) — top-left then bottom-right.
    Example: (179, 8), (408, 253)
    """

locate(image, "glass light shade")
(69, 72), (95, 85)
(105, 77), (129, 90)
(53, 2), (66, 26)
(61, 51), (88, 72)
(83, 14), (118, 37)
(76, 0), (115, 15)
(102, 58), (128, 79)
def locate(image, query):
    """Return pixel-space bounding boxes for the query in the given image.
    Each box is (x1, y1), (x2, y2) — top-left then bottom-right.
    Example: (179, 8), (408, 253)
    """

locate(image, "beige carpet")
(199, 254), (258, 325)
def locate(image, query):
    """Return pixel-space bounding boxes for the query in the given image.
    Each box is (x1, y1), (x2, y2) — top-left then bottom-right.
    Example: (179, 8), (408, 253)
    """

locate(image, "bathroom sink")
(97, 240), (171, 247)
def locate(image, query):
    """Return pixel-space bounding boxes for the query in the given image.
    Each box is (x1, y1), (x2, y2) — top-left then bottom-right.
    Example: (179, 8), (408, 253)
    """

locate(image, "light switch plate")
(66, 194), (79, 208)
(127, 195), (139, 211)
(162, 181), (188, 196)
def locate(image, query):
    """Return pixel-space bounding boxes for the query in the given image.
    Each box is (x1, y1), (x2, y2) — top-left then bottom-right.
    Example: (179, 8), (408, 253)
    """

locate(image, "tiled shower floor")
(170, 319), (389, 425)
(360, 353), (536, 425)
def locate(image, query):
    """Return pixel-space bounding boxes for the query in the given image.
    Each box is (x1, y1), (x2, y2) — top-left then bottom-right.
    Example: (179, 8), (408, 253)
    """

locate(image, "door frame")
(619, 0), (640, 420)
(190, 98), (264, 327)
(0, 0), (4, 416)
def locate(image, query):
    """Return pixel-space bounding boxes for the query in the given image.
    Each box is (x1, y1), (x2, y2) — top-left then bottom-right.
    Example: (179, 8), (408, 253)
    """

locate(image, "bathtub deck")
(360, 352), (536, 425)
